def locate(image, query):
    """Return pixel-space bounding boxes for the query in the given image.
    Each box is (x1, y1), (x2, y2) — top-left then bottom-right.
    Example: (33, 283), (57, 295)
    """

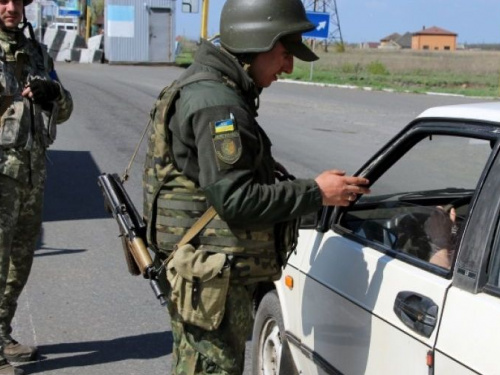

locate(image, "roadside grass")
(175, 41), (500, 98)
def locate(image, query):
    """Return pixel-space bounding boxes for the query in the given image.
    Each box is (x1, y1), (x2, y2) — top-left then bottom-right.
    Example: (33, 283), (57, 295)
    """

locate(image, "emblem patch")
(213, 132), (242, 165)
(211, 113), (242, 169)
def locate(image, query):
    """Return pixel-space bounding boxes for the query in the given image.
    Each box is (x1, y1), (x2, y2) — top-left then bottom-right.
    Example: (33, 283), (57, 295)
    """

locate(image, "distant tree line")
(464, 43), (500, 51)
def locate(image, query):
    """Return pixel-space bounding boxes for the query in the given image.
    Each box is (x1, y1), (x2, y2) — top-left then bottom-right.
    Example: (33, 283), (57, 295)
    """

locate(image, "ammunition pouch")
(0, 100), (30, 148)
(0, 98), (58, 149)
(166, 244), (230, 331)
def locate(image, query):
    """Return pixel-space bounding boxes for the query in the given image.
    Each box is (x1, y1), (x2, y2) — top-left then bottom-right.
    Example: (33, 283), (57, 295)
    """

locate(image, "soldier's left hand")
(24, 79), (61, 105)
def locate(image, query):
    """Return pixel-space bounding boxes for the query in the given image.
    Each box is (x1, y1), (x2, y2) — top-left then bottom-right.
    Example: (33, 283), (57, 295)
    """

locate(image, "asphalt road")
(11, 62), (490, 375)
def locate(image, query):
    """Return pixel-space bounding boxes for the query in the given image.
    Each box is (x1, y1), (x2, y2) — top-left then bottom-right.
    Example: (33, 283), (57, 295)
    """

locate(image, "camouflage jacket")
(144, 40), (322, 282)
(0, 29), (73, 185)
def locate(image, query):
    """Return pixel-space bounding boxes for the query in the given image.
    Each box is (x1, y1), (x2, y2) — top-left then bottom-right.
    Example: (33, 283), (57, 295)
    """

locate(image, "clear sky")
(176, 0), (500, 45)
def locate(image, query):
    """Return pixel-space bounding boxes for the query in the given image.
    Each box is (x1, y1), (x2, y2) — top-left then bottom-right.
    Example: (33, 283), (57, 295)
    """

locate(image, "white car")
(252, 102), (500, 375)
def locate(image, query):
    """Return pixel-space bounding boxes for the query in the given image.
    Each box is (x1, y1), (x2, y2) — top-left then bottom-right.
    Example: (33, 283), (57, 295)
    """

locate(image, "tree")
(91, 0), (104, 20)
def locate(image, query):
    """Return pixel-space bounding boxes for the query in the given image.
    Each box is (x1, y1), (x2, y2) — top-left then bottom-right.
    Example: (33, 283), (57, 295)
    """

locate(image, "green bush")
(334, 42), (345, 53)
(366, 61), (389, 75)
(340, 63), (362, 75)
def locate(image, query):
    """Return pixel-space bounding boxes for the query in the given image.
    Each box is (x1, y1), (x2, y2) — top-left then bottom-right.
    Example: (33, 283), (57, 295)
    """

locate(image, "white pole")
(309, 39), (316, 81)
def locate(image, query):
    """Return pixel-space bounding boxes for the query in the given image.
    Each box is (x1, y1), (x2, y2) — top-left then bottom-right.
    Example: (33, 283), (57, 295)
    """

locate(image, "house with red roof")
(411, 26), (458, 51)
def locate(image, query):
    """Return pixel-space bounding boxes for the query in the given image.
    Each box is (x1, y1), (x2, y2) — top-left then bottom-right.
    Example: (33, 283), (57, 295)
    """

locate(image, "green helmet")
(220, 0), (318, 61)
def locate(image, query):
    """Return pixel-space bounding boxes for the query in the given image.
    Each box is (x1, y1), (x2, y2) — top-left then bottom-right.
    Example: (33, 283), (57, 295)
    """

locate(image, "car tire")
(251, 290), (298, 375)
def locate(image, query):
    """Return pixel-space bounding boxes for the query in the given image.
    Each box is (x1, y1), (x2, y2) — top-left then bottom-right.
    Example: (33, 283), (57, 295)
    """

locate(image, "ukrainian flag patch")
(214, 118), (235, 133)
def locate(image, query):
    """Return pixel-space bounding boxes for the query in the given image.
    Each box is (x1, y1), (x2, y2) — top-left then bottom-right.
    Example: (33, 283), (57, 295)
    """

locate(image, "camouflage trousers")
(0, 174), (44, 348)
(166, 283), (254, 375)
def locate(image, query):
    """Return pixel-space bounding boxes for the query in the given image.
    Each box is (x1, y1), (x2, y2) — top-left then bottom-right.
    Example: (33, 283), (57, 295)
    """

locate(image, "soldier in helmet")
(143, 0), (369, 374)
(0, 0), (73, 373)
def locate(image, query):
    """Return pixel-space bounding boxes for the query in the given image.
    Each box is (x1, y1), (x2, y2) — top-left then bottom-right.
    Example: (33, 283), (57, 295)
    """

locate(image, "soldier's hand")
(314, 169), (370, 206)
(26, 78), (61, 105)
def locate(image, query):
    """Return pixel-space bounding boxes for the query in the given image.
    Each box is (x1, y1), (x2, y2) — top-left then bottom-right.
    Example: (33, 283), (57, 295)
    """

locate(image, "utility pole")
(85, 0), (91, 42)
(302, 0), (344, 51)
(200, 0), (209, 39)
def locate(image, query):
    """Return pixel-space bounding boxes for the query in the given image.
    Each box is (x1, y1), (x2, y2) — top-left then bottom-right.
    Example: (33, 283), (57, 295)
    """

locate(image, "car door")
(434, 142), (500, 375)
(295, 121), (497, 374)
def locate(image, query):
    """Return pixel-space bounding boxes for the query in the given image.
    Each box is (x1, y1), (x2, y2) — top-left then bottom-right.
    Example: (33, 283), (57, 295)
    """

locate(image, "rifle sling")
(177, 206), (217, 248)
(160, 206), (217, 269)
(122, 71), (224, 182)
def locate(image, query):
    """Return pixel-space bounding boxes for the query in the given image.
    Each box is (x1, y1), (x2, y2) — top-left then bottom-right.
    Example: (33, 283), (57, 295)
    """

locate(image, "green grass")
(290, 65), (499, 97)
(175, 42), (500, 98)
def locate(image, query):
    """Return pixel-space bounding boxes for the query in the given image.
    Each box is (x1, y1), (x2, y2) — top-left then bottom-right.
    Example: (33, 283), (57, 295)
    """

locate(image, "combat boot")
(2, 341), (37, 363)
(0, 360), (24, 375)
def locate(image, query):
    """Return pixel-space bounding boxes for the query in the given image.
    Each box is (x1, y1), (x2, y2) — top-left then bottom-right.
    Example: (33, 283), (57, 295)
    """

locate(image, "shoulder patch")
(214, 117), (235, 133)
(210, 113), (242, 169)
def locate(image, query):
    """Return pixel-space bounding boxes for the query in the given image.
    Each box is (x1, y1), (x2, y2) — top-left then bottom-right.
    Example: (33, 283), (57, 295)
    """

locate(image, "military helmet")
(220, 0), (318, 61)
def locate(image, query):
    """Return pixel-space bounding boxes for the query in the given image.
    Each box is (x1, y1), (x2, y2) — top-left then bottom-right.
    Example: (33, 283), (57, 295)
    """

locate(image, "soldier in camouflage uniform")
(0, 0), (73, 373)
(143, 0), (369, 374)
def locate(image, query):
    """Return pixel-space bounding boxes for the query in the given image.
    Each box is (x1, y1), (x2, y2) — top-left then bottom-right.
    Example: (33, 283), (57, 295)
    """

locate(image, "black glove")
(29, 79), (61, 105)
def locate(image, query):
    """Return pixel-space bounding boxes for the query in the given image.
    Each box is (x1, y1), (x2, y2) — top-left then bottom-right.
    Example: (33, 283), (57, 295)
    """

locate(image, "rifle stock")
(98, 173), (166, 305)
(128, 237), (153, 275)
(97, 173), (153, 277)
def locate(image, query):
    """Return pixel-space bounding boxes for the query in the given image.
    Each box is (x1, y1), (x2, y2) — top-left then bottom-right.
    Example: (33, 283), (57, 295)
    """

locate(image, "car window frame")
(484, 223), (500, 296)
(481, 176), (500, 297)
(326, 119), (500, 282)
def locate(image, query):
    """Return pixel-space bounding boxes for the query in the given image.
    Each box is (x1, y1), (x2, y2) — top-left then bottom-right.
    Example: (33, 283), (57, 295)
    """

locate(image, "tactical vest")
(143, 72), (287, 284)
(0, 38), (58, 150)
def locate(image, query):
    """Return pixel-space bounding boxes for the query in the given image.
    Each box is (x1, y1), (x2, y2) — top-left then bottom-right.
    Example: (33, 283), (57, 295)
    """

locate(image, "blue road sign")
(59, 8), (81, 17)
(304, 11), (330, 39)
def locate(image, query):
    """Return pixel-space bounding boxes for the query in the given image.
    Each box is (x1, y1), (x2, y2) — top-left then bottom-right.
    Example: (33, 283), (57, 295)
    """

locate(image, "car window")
(339, 134), (493, 271)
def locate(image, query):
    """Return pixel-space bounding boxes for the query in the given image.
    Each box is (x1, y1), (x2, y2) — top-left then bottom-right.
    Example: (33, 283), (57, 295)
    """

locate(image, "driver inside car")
(424, 206), (457, 269)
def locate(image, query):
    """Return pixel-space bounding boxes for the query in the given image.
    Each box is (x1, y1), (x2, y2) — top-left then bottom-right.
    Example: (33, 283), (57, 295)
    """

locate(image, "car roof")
(417, 102), (500, 124)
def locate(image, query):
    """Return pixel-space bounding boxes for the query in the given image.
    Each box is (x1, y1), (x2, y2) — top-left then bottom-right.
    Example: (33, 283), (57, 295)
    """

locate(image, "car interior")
(335, 129), (495, 271)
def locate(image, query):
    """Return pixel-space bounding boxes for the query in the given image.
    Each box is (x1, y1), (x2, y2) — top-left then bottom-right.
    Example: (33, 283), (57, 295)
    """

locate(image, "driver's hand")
(424, 207), (455, 249)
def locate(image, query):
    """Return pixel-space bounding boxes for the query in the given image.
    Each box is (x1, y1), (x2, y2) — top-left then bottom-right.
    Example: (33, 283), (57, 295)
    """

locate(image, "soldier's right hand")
(25, 79), (61, 105)
(314, 169), (370, 206)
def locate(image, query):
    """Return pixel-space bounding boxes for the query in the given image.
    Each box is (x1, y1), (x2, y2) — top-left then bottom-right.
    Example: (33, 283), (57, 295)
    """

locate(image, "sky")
(176, 0), (500, 45)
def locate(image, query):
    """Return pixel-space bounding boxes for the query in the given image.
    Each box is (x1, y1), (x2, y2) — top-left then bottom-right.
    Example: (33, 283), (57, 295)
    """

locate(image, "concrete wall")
(43, 28), (104, 63)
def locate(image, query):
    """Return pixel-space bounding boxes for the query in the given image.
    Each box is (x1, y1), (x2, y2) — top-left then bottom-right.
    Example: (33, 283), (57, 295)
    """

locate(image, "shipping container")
(104, 0), (176, 63)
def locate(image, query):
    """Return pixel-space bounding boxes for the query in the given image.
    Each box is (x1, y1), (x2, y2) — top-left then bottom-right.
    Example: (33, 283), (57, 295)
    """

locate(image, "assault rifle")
(97, 173), (166, 305)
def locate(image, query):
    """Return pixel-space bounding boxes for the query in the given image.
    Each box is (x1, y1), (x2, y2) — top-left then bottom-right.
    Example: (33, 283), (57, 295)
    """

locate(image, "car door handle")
(393, 291), (438, 338)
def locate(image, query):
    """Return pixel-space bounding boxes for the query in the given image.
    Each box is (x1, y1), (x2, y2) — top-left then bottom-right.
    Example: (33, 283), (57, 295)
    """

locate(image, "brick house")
(411, 26), (458, 51)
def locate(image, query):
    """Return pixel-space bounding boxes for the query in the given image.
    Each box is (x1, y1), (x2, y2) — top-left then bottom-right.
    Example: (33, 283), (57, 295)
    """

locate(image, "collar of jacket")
(0, 28), (27, 56)
(193, 39), (260, 110)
